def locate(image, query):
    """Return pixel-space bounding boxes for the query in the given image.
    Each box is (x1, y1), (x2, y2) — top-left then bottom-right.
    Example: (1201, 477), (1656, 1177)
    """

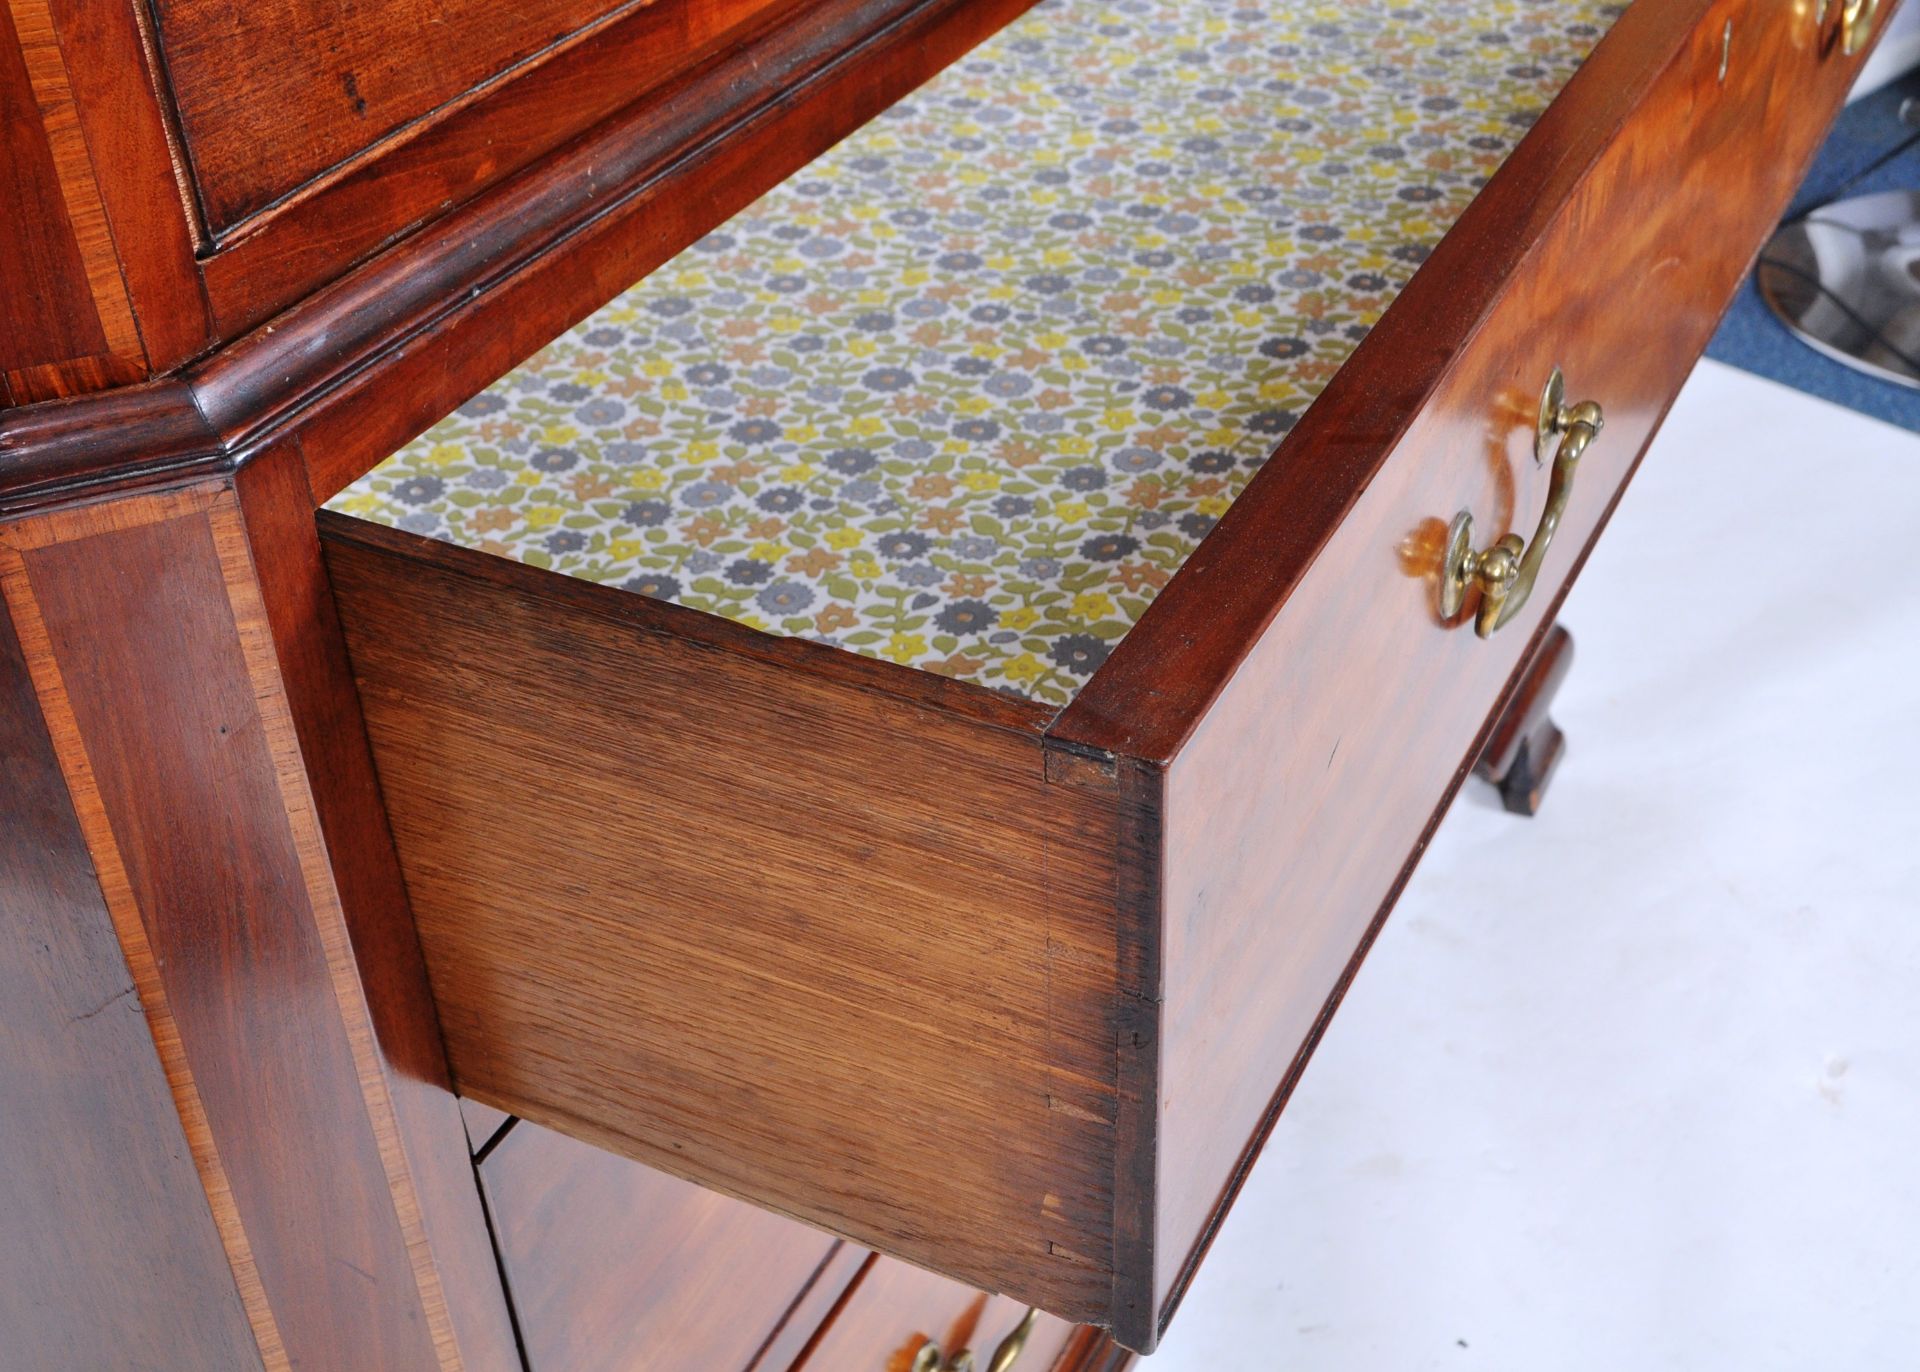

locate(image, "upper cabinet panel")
(151, 0), (637, 234)
(179, 0), (799, 338)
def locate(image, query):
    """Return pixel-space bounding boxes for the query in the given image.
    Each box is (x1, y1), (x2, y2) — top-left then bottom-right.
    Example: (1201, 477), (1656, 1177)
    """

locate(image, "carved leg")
(1475, 623), (1573, 817)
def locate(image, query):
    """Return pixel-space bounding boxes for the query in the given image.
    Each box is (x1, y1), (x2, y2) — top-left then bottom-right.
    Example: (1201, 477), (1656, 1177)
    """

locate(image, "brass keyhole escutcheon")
(909, 1309), (1039, 1372)
(1438, 366), (1603, 639)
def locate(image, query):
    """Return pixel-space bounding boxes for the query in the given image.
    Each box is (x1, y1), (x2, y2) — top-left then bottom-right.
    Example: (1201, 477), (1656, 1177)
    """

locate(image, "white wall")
(1147, 363), (1920, 1372)
(1854, 2), (1920, 99)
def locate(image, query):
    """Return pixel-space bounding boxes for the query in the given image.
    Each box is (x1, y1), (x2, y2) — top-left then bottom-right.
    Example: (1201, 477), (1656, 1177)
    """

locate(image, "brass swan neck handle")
(910, 1308), (1039, 1372)
(1439, 366), (1603, 639)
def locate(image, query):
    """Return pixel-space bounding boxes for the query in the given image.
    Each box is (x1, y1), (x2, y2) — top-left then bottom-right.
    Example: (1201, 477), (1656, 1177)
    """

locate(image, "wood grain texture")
(36, 0), (210, 372)
(481, 1118), (850, 1372)
(790, 1257), (1077, 1372)
(0, 0), (204, 403)
(1110, 0), (1872, 1341)
(0, 0), (1041, 456)
(1475, 623), (1574, 816)
(5, 0), (141, 359)
(236, 448), (522, 1372)
(0, 468), (515, 1371)
(149, 0), (635, 231)
(1, 488), (437, 1369)
(0, 380), (224, 518)
(0, 0), (110, 397)
(321, 511), (1125, 1325)
(0, 0), (1032, 404)
(0, 589), (265, 1372)
(194, 0), (798, 334)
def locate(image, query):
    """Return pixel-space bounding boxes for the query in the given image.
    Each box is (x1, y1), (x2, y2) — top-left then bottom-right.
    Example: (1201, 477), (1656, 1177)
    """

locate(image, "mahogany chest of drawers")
(0, 0), (1889, 1366)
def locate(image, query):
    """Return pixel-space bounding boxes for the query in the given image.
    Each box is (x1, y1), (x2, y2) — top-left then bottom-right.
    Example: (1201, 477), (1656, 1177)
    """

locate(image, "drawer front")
(150, 0), (696, 233)
(178, 0), (806, 333)
(794, 1259), (1078, 1372)
(1138, 0), (1872, 1331)
(479, 1119), (852, 1372)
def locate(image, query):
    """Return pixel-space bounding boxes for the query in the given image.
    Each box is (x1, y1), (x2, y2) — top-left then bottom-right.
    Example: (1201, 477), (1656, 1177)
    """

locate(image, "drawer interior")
(325, 0), (1617, 708)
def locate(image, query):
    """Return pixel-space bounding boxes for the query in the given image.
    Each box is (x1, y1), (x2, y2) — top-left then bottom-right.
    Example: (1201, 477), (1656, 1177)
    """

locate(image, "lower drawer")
(479, 1120), (856, 1372)
(794, 1260), (1079, 1372)
(321, 0), (1873, 1351)
(479, 1117), (1114, 1372)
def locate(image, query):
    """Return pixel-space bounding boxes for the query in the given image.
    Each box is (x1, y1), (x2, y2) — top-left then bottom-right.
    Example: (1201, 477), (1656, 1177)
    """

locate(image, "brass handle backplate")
(1439, 367), (1603, 639)
(910, 1309), (1038, 1372)
(1843, 0), (1881, 55)
(1820, 0), (1882, 54)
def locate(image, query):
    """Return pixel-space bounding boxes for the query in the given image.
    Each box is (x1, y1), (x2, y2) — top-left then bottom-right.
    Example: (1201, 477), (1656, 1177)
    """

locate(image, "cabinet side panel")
(0, 591), (264, 1371)
(0, 475), (523, 1371)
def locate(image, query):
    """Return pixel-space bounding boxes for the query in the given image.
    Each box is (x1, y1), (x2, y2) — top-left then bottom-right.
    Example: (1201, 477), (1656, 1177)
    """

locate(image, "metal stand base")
(1758, 189), (1920, 390)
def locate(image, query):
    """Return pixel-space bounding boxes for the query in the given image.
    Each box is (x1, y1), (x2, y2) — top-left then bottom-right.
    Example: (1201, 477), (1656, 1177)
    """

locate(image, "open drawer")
(317, 0), (1877, 1351)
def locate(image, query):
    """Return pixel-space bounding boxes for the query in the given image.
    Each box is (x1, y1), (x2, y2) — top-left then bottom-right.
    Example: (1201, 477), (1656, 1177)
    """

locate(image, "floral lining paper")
(331, 0), (1621, 705)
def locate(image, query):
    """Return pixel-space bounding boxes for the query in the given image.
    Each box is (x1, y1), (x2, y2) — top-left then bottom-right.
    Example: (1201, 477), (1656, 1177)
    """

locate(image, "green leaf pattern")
(330, 0), (1620, 704)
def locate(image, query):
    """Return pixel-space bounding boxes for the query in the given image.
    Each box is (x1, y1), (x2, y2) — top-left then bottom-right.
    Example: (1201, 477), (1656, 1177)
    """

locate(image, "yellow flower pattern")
(332, 0), (1620, 704)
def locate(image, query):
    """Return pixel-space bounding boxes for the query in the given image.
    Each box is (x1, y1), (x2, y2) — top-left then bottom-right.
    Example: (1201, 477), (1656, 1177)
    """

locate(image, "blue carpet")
(1706, 72), (1920, 432)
